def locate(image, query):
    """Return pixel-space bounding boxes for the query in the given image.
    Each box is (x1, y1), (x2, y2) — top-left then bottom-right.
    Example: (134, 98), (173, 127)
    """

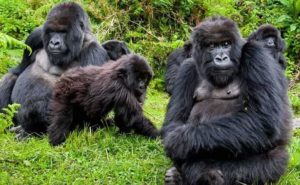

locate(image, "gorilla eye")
(208, 43), (215, 50)
(223, 41), (231, 47)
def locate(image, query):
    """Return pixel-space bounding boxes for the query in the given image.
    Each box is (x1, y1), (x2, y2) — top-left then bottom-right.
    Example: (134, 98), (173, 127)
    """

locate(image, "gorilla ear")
(121, 42), (130, 54)
(117, 67), (128, 79)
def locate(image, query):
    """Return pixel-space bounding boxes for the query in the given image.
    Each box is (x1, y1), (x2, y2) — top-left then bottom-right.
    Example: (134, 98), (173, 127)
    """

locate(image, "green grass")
(0, 89), (299, 184)
(0, 90), (171, 185)
(0, 49), (299, 184)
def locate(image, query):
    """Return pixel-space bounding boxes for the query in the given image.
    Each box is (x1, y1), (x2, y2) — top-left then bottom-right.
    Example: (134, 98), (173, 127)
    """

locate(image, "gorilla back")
(10, 2), (109, 138)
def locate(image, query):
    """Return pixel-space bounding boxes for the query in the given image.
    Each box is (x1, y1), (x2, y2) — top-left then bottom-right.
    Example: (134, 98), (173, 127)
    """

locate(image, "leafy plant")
(0, 104), (20, 133)
(0, 33), (31, 52)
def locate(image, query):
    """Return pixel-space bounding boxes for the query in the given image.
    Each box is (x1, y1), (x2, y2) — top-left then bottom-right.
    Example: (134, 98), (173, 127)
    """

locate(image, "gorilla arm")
(162, 58), (199, 136)
(0, 27), (43, 109)
(79, 33), (109, 66)
(162, 42), (290, 162)
(114, 89), (159, 138)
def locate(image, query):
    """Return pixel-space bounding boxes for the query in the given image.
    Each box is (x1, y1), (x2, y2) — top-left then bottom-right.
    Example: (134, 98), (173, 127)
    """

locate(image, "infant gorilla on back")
(48, 54), (159, 146)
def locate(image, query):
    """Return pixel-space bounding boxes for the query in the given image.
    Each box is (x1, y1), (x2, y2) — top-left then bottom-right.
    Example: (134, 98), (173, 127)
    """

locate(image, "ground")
(0, 88), (300, 184)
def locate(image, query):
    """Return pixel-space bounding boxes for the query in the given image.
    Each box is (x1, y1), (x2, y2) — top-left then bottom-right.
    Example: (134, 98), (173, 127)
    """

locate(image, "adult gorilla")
(162, 16), (291, 185)
(6, 2), (109, 138)
(164, 25), (286, 96)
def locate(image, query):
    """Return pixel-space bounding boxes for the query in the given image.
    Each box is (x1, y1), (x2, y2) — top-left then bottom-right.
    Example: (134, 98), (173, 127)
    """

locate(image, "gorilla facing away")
(5, 2), (110, 138)
(248, 24), (286, 69)
(102, 40), (131, 61)
(48, 54), (159, 146)
(162, 16), (291, 185)
(164, 41), (192, 95)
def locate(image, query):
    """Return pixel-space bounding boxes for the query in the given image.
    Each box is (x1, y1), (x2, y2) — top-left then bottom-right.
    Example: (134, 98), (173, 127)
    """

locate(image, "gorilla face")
(263, 36), (276, 47)
(118, 55), (153, 103)
(42, 2), (90, 67)
(191, 17), (244, 87)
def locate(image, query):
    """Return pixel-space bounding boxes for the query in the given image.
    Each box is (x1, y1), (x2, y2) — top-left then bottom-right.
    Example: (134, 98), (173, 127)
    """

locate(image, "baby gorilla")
(48, 54), (159, 146)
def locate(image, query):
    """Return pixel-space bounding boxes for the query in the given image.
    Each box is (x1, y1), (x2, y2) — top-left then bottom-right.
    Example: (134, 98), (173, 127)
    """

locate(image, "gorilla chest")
(188, 79), (243, 122)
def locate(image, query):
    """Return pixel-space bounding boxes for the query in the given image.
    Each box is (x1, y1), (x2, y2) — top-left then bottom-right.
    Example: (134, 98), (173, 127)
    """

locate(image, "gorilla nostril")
(215, 56), (222, 62)
(222, 55), (228, 61)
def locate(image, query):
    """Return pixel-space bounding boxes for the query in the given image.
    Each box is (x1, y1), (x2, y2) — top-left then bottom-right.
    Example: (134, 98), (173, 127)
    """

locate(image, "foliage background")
(0, 0), (300, 184)
(1, 0), (300, 112)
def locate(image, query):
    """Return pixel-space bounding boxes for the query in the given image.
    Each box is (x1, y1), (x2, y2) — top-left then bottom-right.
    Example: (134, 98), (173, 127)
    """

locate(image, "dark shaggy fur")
(248, 24), (286, 69)
(4, 2), (109, 138)
(48, 54), (159, 146)
(164, 41), (192, 95)
(102, 40), (131, 60)
(162, 16), (291, 185)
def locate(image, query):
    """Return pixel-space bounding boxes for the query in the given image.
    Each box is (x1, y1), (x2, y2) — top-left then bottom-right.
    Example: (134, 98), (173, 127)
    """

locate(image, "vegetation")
(0, 0), (299, 184)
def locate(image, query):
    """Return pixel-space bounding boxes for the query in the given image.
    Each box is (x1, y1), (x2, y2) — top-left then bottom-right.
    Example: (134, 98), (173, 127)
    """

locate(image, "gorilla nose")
(49, 39), (61, 49)
(214, 54), (231, 66)
(215, 54), (229, 62)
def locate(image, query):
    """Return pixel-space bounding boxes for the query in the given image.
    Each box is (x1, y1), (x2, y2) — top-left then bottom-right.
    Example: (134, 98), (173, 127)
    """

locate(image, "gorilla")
(0, 39), (130, 111)
(48, 54), (159, 146)
(162, 16), (291, 185)
(0, 28), (43, 110)
(164, 41), (192, 95)
(248, 24), (286, 69)
(102, 40), (131, 60)
(164, 25), (286, 96)
(2, 2), (110, 138)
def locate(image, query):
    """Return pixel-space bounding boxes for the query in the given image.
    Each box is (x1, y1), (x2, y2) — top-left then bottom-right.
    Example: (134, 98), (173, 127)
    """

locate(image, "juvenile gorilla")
(48, 54), (159, 146)
(7, 2), (109, 138)
(164, 41), (192, 95)
(162, 16), (291, 185)
(102, 40), (131, 60)
(248, 24), (286, 69)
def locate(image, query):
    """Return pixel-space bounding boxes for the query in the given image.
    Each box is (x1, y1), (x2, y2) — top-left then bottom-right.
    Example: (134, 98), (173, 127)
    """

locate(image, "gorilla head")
(248, 24), (286, 69)
(102, 40), (131, 61)
(43, 2), (91, 67)
(191, 16), (245, 87)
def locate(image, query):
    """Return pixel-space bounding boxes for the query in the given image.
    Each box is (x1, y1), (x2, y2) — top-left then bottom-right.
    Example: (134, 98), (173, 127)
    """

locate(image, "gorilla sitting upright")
(162, 16), (291, 185)
(1, 2), (110, 138)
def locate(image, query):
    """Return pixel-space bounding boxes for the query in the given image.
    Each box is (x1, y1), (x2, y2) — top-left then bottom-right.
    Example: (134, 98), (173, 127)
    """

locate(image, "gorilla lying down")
(48, 54), (159, 146)
(162, 16), (291, 185)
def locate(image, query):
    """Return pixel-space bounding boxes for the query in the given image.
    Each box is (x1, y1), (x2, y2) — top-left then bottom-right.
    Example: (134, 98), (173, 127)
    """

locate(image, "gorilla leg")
(178, 147), (288, 185)
(48, 101), (75, 146)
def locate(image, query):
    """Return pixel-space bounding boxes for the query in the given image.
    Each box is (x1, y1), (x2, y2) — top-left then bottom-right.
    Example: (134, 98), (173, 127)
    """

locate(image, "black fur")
(162, 16), (291, 185)
(5, 2), (109, 138)
(164, 41), (192, 95)
(0, 27), (43, 110)
(248, 24), (286, 69)
(102, 40), (131, 60)
(48, 54), (159, 146)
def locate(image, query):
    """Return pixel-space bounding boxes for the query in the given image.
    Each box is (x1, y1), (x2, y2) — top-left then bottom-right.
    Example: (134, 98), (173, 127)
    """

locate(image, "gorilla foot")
(10, 126), (31, 140)
(9, 125), (23, 133)
(165, 167), (183, 185)
(198, 169), (224, 185)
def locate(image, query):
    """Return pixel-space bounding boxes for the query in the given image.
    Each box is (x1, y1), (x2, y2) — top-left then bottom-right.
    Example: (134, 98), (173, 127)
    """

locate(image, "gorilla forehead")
(253, 25), (281, 38)
(191, 16), (241, 44)
(122, 54), (153, 77)
(45, 2), (88, 30)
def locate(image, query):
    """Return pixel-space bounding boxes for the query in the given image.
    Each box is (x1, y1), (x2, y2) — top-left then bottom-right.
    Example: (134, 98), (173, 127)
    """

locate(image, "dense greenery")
(0, 0), (300, 184)
(0, 0), (300, 110)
